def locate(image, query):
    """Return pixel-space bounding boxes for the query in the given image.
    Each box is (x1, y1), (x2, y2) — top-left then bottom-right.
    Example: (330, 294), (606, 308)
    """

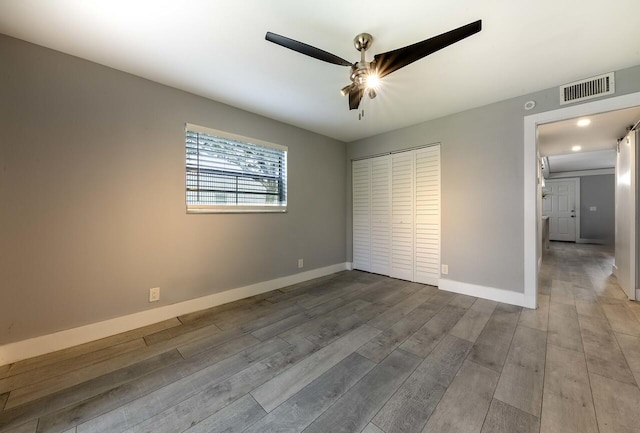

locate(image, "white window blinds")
(185, 124), (287, 213)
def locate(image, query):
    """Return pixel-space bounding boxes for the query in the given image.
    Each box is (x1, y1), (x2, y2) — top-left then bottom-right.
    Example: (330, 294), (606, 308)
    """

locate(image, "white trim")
(612, 263), (619, 277)
(524, 91), (640, 312)
(439, 278), (534, 309)
(345, 262), (354, 271)
(185, 123), (288, 151)
(0, 262), (349, 366)
(548, 168), (615, 178)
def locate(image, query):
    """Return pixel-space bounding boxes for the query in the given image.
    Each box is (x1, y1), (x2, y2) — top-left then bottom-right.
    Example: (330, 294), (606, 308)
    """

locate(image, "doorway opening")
(523, 91), (640, 309)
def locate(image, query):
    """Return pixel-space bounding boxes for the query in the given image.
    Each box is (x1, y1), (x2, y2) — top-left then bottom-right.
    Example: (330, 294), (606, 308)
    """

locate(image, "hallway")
(533, 241), (640, 433)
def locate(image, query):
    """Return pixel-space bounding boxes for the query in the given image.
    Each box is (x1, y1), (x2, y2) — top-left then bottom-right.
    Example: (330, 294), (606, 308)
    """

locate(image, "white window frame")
(185, 123), (288, 213)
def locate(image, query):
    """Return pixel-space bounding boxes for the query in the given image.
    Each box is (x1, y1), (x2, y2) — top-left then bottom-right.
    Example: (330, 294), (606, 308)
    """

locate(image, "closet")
(352, 145), (441, 286)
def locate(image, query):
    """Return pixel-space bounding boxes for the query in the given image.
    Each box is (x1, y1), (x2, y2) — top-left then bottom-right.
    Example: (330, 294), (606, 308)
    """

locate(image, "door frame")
(543, 177), (581, 242)
(524, 91), (640, 309)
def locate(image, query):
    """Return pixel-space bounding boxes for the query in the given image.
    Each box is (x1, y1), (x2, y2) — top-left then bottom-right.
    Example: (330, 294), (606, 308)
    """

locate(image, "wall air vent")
(559, 72), (615, 105)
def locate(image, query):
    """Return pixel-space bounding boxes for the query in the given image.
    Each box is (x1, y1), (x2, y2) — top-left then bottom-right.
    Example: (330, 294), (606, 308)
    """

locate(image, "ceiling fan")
(266, 20), (482, 111)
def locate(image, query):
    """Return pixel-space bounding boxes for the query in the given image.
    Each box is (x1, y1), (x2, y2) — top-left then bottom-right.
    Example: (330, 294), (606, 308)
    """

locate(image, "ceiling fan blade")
(349, 87), (364, 110)
(372, 20), (482, 78)
(266, 32), (353, 67)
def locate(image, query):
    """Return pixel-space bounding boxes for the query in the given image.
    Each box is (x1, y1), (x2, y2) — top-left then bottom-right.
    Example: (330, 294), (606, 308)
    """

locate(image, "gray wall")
(0, 35), (347, 345)
(580, 175), (615, 244)
(347, 64), (640, 293)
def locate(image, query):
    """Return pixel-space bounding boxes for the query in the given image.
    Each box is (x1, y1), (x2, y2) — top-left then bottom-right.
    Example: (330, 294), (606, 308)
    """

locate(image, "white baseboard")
(612, 263), (618, 278)
(0, 262), (349, 366)
(345, 262), (353, 271)
(439, 278), (535, 309)
(577, 238), (606, 245)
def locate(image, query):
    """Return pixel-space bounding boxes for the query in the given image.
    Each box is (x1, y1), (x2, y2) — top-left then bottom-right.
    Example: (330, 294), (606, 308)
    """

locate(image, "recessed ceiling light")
(577, 118), (591, 127)
(572, 145), (582, 152)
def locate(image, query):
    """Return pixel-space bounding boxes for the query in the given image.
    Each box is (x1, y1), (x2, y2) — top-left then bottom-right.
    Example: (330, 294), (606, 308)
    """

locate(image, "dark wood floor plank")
(493, 326), (546, 417)
(278, 300), (371, 343)
(480, 399), (539, 433)
(467, 304), (520, 372)
(304, 349), (421, 433)
(366, 287), (437, 330)
(2, 243), (636, 433)
(0, 350), (182, 432)
(277, 273), (340, 293)
(73, 337), (288, 433)
(373, 282), (423, 307)
(0, 339), (146, 395)
(550, 280), (575, 305)
(143, 321), (223, 347)
(373, 335), (471, 433)
(518, 294), (549, 332)
(5, 339), (185, 410)
(35, 335), (261, 433)
(306, 302), (386, 347)
(357, 301), (444, 363)
(448, 294), (477, 309)
(615, 332), (640, 386)
(589, 372), (640, 433)
(182, 394), (266, 433)
(422, 360), (499, 433)
(361, 424), (384, 433)
(540, 344), (598, 433)
(7, 319), (181, 377)
(3, 419), (38, 433)
(449, 299), (498, 343)
(575, 298), (607, 319)
(251, 325), (380, 412)
(601, 303), (640, 337)
(178, 293), (276, 324)
(243, 353), (374, 433)
(215, 301), (305, 331)
(119, 339), (316, 433)
(399, 305), (467, 358)
(578, 313), (636, 384)
(304, 297), (346, 317)
(250, 312), (309, 341)
(0, 366), (11, 380)
(547, 302), (583, 353)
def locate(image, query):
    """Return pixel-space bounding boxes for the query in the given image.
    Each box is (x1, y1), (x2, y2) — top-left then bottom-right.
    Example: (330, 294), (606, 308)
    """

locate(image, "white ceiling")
(546, 150), (616, 173)
(538, 106), (640, 173)
(1, 0), (640, 142)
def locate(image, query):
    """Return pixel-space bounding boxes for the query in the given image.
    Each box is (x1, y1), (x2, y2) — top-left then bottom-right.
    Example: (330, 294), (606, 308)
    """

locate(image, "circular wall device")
(524, 100), (536, 110)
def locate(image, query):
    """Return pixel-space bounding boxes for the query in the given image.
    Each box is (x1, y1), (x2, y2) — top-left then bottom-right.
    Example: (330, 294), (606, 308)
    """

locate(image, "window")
(185, 124), (287, 213)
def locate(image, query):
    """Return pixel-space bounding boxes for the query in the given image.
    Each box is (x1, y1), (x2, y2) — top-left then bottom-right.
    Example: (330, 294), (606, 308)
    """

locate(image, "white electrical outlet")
(298, 258), (304, 269)
(441, 264), (449, 275)
(149, 287), (160, 302)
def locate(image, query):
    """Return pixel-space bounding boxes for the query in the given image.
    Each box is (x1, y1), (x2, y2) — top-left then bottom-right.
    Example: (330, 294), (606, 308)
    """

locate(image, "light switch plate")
(589, 206), (597, 211)
(441, 264), (449, 275)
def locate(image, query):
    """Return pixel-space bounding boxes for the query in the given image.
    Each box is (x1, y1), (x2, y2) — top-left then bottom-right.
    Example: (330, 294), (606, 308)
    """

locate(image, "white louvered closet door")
(390, 152), (415, 281)
(414, 146), (441, 285)
(352, 159), (371, 272)
(370, 156), (391, 275)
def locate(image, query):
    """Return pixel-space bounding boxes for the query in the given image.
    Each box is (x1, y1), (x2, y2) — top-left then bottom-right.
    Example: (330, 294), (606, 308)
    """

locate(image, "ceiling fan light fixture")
(341, 83), (356, 96)
(368, 88), (377, 99)
(365, 73), (381, 90)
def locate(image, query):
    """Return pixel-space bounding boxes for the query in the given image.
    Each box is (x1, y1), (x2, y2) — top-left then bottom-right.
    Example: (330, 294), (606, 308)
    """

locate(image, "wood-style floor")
(1, 242), (640, 433)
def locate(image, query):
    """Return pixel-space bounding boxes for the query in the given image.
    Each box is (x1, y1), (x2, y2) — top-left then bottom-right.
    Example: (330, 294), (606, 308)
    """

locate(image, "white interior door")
(615, 130), (637, 300)
(543, 179), (577, 241)
(370, 156), (391, 275)
(352, 159), (371, 272)
(391, 152), (414, 281)
(414, 147), (441, 285)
